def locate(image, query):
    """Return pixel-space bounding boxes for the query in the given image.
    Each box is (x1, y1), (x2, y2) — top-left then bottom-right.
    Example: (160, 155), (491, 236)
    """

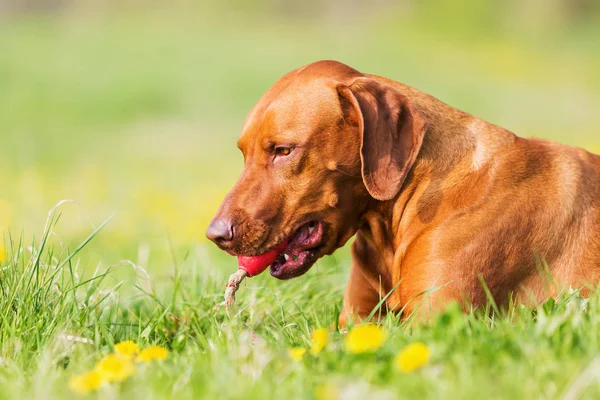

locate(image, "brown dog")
(207, 60), (600, 324)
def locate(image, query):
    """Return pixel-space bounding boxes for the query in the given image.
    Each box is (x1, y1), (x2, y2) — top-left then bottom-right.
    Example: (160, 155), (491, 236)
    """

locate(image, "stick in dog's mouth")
(224, 269), (248, 309)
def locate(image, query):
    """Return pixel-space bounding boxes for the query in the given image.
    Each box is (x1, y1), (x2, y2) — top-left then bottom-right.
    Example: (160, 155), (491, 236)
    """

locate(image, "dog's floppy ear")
(337, 79), (426, 201)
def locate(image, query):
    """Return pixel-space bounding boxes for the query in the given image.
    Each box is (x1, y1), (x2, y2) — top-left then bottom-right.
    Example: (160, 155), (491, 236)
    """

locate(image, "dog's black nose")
(206, 218), (234, 248)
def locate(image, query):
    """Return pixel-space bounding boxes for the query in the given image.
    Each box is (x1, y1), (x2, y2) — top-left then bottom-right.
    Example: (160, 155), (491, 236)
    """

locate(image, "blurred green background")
(1, 0), (599, 272)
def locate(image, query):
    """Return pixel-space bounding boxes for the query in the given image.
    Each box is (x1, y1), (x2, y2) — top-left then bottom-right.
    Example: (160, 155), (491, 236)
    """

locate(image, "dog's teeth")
(308, 226), (315, 235)
(284, 254), (290, 261)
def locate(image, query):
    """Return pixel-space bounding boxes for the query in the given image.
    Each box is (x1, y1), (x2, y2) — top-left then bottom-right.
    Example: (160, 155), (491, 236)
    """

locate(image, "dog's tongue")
(238, 241), (288, 277)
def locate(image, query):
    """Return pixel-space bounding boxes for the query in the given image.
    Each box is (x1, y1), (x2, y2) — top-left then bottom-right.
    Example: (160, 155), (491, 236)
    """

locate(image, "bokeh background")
(1, 0), (599, 277)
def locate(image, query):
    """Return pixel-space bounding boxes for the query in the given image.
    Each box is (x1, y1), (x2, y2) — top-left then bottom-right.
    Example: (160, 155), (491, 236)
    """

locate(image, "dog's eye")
(274, 146), (292, 157)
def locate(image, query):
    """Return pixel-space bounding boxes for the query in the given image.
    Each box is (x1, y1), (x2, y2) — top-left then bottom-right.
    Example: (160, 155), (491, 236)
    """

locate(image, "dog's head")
(206, 60), (425, 279)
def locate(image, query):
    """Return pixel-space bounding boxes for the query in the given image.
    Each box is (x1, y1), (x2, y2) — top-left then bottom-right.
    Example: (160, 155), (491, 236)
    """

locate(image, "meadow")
(1, 3), (600, 399)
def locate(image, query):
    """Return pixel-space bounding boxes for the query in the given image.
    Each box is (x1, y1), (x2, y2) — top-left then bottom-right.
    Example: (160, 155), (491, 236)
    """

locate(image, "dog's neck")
(356, 85), (517, 282)
(367, 75), (517, 179)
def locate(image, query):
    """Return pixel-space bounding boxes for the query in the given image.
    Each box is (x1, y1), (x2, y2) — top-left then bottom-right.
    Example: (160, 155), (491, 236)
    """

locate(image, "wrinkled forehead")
(238, 77), (343, 148)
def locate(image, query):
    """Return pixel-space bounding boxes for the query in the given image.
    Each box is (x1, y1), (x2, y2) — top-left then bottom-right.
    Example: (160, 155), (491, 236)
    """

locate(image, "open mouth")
(269, 220), (325, 280)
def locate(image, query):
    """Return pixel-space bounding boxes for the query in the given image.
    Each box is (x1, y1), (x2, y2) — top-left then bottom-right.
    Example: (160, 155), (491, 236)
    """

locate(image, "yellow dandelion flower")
(315, 382), (339, 400)
(288, 347), (307, 361)
(137, 345), (169, 364)
(68, 370), (105, 395)
(310, 328), (329, 355)
(114, 341), (140, 357)
(345, 324), (387, 354)
(394, 342), (430, 373)
(95, 354), (136, 383)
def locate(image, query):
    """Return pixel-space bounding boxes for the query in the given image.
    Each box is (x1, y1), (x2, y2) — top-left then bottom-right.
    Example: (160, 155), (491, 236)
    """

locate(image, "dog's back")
(394, 113), (600, 310)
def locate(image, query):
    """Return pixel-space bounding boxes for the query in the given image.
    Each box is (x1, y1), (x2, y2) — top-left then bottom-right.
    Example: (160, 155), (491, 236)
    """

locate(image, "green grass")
(1, 4), (600, 399)
(2, 213), (600, 399)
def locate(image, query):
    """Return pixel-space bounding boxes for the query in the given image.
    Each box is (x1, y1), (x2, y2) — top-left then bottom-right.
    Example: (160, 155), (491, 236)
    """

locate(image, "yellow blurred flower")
(114, 341), (140, 357)
(310, 328), (329, 355)
(137, 345), (169, 363)
(95, 354), (136, 383)
(315, 382), (339, 400)
(345, 324), (387, 354)
(0, 242), (6, 264)
(394, 342), (430, 373)
(288, 347), (307, 361)
(68, 370), (105, 395)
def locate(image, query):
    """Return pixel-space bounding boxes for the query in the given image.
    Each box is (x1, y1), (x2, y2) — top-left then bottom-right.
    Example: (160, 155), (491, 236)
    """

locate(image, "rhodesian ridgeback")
(207, 60), (600, 324)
